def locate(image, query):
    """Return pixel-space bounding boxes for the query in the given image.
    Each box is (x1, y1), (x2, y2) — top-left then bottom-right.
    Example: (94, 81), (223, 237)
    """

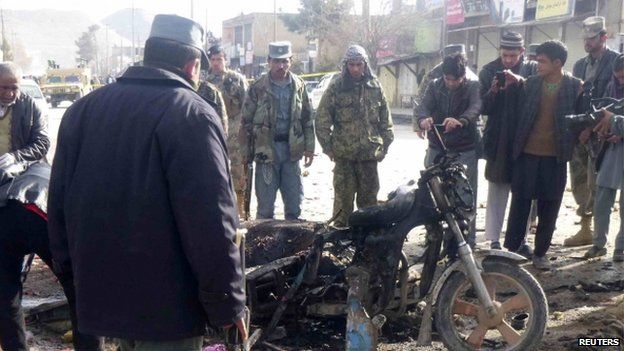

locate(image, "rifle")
(243, 132), (254, 221)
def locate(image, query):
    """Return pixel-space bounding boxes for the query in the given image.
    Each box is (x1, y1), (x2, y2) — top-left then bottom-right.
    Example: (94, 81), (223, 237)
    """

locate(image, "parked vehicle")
(304, 80), (319, 93)
(241, 126), (549, 351)
(310, 72), (338, 110)
(40, 68), (93, 107)
(20, 79), (49, 117)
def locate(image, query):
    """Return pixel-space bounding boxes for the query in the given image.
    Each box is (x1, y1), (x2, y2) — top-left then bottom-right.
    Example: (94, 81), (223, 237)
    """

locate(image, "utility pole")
(0, 8), (6, 61)
(273, 0), (277, 41)
(362, 0), (370, 44)
(442, 0), (447, 49)
(120, 38), (123, 72)
(131, 0), (135, 64)
(105, 26), (109, 75)
(190, 0), (194, 20)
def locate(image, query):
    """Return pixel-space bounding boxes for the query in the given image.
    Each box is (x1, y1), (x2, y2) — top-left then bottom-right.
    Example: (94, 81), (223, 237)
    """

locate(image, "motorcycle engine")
(443, 163), (476, 222)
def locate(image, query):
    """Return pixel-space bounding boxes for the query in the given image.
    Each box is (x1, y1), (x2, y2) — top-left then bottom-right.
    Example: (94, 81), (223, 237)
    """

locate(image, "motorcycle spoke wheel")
(435, 260), (548, 351)
(497, 320), (522, 345)
(484, 276), (497, 301)
(466, 324), (488, 348)
(453, 299), (479, 317)
(501, 292), (530, 313)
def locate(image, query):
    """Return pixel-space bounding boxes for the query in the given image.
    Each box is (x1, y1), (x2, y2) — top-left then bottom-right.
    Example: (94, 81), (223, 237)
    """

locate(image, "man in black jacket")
(479, 31), (537, 252)
(415, 54), (482, 248)
(48, 15), (246, 350)
(0, 62), (102, 351)
(564, 16), (620, 247)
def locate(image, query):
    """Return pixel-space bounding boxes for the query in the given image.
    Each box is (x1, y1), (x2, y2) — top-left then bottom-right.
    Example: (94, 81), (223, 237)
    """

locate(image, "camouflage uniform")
(206, 69), (248, 216)
(316, 72), (394, 226)
(241, 72), (314, 219)
(197, 81), (228, 135)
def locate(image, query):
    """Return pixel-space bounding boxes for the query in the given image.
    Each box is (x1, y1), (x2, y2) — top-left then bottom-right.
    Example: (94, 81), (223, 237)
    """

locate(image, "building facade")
(221, 12), (310, 77)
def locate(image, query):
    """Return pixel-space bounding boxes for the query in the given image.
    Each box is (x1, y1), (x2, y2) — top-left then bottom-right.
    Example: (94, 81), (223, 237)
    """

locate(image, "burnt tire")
(435, 259), (548, 351)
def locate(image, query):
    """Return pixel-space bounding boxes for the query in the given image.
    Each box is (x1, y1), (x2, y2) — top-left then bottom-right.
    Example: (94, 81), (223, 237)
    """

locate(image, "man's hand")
(442, 117), (462, 133)
(419, 117), (434, 132)
(503, 71), (523, 90)
(325, 150), (334, 162)
(578, 128), (592, 145)
(224, 316), (248, 342)
(593, 109), (614, 138)
(490, 77), (500, 95)
(606, 135), (622, 144)
(304, 151), (314, 167)
(0, 153), (15, 169)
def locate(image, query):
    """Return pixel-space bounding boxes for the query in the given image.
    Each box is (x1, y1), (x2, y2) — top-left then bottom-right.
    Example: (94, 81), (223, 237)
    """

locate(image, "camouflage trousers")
(227, 132), (247, 193)
(570, 144), (596, 218)
(332, 159), (380, 227)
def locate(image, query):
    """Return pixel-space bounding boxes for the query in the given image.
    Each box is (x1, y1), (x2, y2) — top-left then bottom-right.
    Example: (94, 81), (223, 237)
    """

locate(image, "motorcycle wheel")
(435, 259), (547, 351)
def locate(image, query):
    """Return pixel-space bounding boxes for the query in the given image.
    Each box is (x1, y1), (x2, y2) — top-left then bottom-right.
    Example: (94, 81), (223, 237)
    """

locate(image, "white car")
(310, 72), (339, 111)
(20, 79), (50, 117)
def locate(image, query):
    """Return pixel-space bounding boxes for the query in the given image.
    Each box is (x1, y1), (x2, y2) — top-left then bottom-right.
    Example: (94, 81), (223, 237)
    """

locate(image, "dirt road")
(20, 114), (623, 350)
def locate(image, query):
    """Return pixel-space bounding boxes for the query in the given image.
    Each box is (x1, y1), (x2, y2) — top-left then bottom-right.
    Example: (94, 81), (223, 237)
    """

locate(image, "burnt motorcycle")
(242, 127), (548, 351)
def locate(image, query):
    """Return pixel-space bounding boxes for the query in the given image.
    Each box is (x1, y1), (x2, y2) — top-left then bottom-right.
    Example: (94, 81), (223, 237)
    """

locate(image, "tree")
(1, 37), (12, 61)
(205, 30), (219, 49)
(76, 25), (100, 64)
(281, 0), (355, 70)
(13, 40), (31, 71)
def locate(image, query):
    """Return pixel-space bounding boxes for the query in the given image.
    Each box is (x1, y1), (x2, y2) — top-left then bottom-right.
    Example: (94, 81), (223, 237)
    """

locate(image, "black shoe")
(490, 241), (502, 250)
(516, 244), (533, 259)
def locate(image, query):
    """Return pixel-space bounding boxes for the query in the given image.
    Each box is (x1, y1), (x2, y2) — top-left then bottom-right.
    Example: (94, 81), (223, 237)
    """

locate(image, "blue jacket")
(48, 65), (245, 340)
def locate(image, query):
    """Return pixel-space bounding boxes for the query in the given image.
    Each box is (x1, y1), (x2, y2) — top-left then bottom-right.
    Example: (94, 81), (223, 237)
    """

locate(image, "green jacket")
(206, 69), (248, 138)
(316, 74), (394, 161)
(241, 72), (314, 163)
(197, 81), (228, 135)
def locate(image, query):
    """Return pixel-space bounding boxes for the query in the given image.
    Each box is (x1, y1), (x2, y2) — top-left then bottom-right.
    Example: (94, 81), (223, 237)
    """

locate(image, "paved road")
(39, 104), (624, 351)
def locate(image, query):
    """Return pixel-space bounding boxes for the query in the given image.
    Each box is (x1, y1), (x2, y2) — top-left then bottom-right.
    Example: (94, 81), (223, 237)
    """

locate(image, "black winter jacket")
(415, 77), (482, 152)
(8, 93), (50, 162)
(479, 57), (537, 183)
(48, 65), (245, 340)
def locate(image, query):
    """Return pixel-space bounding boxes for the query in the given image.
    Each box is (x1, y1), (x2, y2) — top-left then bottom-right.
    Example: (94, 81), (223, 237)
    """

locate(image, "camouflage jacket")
(241, 72), (314, 164)
(206, 69), (247, 138)
(316, 74), (394, 161)
(197, 81), (228, 135)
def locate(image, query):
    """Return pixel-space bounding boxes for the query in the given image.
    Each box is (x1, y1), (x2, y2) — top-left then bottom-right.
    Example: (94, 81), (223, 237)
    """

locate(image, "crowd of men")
(0, 12), (622, 351)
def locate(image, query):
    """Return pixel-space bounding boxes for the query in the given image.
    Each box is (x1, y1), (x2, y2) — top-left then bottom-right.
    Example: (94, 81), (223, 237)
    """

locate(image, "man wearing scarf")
(316, 45), (394, 227)
(582, 54), (624, 262)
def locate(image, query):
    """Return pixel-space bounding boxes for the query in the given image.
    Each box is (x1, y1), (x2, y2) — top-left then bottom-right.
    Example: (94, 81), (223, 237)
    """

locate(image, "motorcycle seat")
(348, 184), (415, 227)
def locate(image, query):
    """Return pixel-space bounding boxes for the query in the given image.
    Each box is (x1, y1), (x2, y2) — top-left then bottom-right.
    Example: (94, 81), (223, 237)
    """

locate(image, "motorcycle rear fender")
(429, 250), (527, 306)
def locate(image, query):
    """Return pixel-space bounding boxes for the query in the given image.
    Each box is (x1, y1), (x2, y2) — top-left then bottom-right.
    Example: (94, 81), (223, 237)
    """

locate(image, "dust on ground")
(18, 123), (624, 351)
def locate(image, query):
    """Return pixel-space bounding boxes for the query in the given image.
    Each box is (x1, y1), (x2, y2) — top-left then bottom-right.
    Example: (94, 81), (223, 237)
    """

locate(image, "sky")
(0, 0), (402, 37)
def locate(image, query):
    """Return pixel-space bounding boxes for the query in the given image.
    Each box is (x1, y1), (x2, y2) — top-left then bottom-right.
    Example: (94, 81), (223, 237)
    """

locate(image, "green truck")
(40, 68), (93, 107)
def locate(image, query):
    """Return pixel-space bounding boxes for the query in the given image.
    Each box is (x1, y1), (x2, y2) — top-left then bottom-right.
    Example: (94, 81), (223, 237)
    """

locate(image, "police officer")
(565, 16), (620, 247)
(241, 41), (315, 220)
(204, 45), (249, 218)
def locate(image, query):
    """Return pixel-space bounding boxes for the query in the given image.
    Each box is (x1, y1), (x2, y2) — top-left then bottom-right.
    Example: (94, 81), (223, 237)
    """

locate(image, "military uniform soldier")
(316, 45), (394, 227)
(204, 45), (249, 217)
(241, 41), (315, 220)
(197, 81), (228, 134)
(565, 16), (620, 246)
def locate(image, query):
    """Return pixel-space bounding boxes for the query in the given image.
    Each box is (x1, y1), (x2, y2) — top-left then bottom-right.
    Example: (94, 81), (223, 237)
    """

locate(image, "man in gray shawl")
(316, 45), (394, 226)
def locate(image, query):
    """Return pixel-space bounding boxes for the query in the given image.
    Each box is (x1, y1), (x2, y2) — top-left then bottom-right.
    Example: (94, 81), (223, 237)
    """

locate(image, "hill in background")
(3, 8), (154, 76)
